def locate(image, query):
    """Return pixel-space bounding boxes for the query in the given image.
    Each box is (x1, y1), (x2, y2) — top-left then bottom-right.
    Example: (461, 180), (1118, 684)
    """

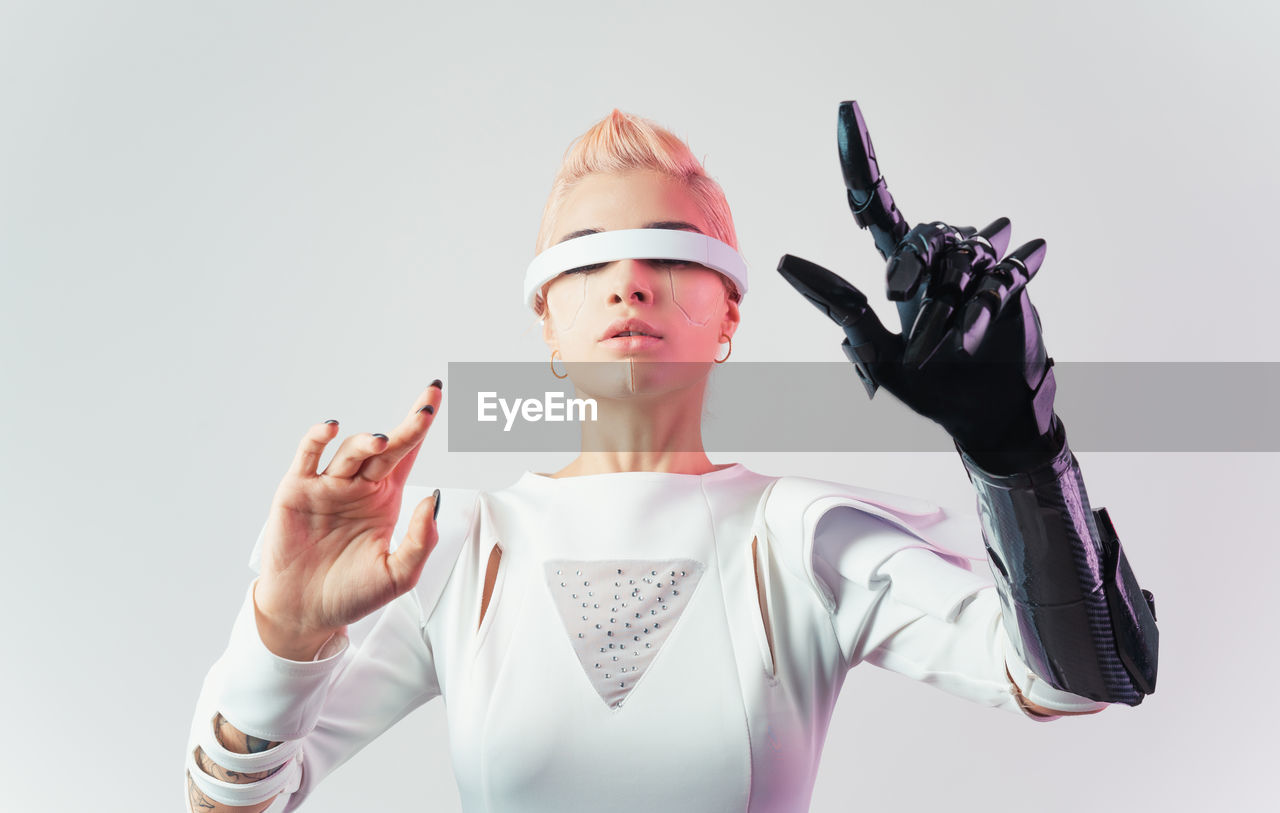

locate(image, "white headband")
(523, 228), (749, 310)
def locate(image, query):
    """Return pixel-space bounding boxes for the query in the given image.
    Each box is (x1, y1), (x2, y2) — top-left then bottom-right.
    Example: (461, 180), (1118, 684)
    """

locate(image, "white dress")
(188, 463), (1103, 812)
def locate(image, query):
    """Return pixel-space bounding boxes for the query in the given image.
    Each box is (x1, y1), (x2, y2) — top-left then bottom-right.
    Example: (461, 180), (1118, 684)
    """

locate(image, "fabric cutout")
(544, 559), (704, 709)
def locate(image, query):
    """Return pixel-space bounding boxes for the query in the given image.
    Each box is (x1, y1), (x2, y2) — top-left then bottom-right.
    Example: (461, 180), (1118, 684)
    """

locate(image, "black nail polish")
(324, 419), (339, 425)
(432, 488), (442, 519)
(429, 379), (443, 390)
(419, 404), (435, 415)
(372, 433), (388, 440)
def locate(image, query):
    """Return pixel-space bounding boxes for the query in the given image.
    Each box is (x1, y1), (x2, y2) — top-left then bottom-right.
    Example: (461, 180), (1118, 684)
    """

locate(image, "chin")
(563, 358), (714, 400)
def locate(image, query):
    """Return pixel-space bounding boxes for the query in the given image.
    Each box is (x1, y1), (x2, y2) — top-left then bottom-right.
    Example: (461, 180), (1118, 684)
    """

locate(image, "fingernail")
(429, 379), (443, 390)
(418, 404), (434, 415)
(432, 488), (442, 519)
(324, 419), (339, 425)
(372, 433), (388, 440)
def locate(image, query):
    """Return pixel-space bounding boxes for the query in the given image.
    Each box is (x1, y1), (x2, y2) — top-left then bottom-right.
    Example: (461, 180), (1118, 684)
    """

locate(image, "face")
(541, 170), (740, 373)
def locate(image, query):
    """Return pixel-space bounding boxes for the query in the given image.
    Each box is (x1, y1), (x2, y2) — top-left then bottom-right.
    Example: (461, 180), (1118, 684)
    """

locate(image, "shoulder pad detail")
(762, 475), (985, 617)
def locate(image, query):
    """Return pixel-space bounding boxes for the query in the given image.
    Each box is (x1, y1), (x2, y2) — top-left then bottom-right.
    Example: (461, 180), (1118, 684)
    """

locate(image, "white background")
(2, 1), (1275, 810)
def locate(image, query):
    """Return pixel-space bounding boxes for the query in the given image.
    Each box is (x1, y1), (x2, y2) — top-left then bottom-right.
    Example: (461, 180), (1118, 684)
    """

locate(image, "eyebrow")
(556, 221), (705, 245)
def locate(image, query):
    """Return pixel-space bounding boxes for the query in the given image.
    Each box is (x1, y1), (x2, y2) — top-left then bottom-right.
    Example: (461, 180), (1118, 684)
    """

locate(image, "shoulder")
(762, 473), (948, 528)
(760, 473), (985, 614)
(761, 473), (953, 564)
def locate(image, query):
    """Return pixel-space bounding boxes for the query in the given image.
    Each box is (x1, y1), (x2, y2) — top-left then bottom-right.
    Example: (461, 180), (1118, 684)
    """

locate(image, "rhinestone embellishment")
(545, 559), (703, 709)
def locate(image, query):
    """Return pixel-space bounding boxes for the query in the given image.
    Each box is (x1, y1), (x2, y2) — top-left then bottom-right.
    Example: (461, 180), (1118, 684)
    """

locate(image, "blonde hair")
(532, 109), (740, 317)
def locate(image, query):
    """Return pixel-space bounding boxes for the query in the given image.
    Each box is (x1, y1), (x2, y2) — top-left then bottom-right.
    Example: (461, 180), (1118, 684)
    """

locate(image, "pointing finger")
(357, 380), (445, 483)
(838, 100), (910, 261)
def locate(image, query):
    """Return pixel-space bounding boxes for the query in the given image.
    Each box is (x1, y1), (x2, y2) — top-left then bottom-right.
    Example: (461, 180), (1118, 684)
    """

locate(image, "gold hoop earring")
(714, 335), (732, 364)
(550, 349), (569, 379)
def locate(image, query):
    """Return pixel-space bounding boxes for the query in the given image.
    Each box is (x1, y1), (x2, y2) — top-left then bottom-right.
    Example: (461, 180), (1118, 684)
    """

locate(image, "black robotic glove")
(778, 101), (1060, 474)
(777, 101), (1158, 706)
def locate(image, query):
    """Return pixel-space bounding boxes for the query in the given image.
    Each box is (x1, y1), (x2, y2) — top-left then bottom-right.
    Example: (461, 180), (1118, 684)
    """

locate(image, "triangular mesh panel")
(544, 559), (704, 709)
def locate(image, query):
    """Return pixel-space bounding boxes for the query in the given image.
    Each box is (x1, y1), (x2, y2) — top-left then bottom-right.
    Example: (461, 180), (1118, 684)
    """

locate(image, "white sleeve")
(185, 485), (476, 810)
(186, 584), (441, 810)
(812, 504), (1107, 722)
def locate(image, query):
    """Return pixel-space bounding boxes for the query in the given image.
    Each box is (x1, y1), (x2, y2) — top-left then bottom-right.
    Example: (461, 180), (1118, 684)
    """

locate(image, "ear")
(541, 311), (557, 351)
(720, 296), (741, 341)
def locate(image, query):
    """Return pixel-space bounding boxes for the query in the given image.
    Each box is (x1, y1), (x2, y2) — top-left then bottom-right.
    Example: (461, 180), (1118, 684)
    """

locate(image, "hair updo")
(532, 110), (740, 317)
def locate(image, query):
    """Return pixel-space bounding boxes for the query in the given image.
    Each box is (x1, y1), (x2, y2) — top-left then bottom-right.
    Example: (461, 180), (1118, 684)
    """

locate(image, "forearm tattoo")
(186, 771), (216, 810)
(184, 714), (287, 810)
(194, 744), (283, 784)
(214, 713), (282, 755)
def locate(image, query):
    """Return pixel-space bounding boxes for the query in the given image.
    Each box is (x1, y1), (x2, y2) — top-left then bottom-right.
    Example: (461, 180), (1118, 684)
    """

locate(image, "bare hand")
(252, 381), (444, 658)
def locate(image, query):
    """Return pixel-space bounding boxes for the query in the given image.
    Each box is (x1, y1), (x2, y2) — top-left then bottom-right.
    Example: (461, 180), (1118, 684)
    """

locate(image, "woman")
(185, 108), (1157, 812)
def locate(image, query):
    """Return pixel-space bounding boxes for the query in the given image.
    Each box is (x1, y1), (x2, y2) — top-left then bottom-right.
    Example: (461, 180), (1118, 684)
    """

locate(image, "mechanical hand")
(779, 102), (1058, 472)
(777, 101), (1158, 707)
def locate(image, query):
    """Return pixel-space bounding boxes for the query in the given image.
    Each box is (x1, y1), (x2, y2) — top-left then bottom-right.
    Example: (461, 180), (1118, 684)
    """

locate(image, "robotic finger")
(901, 225), (1001, 368)
(955, 238), (1047, 356)
(838, 100), (910, 262)
(776, 253), (900, 398)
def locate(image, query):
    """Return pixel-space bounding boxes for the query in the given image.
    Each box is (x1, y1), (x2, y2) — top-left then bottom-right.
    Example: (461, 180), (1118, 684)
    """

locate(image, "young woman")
(185, 107), (1158, 812)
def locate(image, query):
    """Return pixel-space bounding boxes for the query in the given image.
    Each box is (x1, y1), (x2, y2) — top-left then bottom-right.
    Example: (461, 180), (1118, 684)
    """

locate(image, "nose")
(605, 258), (657, 305)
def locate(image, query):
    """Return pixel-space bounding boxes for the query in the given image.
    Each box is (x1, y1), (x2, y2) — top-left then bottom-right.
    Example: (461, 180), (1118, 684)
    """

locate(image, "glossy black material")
(781, 100), (1159, 707)
(838, 100), (909, 262)
(961, 428), (1159, 705)
(782, 103), (1064, 470)
(776, 250), (1057, 472)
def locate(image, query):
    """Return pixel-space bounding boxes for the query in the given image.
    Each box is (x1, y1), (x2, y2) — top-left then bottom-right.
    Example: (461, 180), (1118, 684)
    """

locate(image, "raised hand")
(779, 102), (1162, 710)
(252, 381), (444, 660)
(778, 101), (1060, 472)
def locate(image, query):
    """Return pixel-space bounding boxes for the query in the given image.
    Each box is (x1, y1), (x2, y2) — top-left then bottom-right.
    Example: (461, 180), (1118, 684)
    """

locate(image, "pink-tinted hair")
(532, 109), (739, 316)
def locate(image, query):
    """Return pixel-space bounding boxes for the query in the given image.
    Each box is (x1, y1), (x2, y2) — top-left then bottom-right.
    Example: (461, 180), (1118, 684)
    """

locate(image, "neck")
(551, 375), (720, 477)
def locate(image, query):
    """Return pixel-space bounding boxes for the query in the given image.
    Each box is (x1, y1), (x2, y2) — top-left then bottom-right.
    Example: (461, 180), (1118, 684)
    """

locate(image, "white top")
(187, 464), (1105, 812)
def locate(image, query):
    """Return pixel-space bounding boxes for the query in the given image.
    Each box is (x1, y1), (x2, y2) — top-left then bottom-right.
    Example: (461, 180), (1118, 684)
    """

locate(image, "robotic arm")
(777, 101), (1158, 705)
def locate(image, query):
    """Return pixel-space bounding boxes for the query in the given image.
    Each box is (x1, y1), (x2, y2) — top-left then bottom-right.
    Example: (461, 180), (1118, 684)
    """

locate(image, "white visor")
(524, 229), (748, 310)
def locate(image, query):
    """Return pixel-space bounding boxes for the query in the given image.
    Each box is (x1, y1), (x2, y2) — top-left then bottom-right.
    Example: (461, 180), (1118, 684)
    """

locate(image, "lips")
(600, 318), (663, 342)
